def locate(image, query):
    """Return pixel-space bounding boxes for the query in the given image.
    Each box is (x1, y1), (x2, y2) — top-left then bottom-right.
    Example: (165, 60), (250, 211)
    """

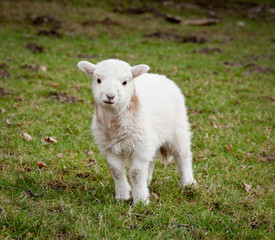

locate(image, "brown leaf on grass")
(87, 150), (94, 156)
(225, 144), (232, 150)
(244, 183), (252, 192)
(45, 136), (57, 143)
(37, 161), (47, 168)
(88, 159), (96, 167)
(22, 132), (32, 141)
(51, 82), (59, 88)
(39, 66), (47, 72)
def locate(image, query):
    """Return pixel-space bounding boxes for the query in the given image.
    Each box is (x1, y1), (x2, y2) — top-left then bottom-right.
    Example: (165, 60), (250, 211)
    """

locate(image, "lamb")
(77, 59), (196, 205)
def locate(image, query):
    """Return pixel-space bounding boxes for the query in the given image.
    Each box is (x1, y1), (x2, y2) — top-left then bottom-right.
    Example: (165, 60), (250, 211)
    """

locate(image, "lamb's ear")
(77, 61), (96, 75)
(131, 64), (150, 78)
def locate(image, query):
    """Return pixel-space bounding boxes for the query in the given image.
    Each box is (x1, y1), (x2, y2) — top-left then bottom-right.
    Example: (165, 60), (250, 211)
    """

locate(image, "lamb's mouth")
(103, 100), (115, 105)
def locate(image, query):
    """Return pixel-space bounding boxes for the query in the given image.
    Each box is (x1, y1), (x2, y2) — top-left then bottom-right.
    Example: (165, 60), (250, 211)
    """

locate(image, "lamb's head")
(77, 59), (149, 112)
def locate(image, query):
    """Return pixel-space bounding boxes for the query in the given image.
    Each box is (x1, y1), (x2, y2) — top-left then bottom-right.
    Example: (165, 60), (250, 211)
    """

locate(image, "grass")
(0, 0), (274, 239)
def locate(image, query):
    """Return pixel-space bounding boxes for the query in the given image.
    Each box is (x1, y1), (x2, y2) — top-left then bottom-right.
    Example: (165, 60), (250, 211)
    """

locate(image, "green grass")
(0, 0), (274, 239)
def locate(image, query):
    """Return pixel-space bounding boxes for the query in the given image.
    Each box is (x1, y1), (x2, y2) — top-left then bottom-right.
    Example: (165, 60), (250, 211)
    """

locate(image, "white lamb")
(77, 59), (196, 205)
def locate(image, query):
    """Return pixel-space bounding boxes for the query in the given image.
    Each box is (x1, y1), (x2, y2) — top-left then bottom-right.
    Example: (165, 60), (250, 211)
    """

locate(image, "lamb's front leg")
(107, 153), (131, 201)
(129, 159), (150, 205)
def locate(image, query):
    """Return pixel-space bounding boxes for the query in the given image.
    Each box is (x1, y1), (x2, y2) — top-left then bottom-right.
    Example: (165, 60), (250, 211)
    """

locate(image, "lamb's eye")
(122, 81), (127, 86)
(97, 79), (101, 84)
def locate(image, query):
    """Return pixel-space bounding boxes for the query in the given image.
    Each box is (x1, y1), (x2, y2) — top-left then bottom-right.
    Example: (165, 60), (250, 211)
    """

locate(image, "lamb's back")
(134, 73), (188, 139)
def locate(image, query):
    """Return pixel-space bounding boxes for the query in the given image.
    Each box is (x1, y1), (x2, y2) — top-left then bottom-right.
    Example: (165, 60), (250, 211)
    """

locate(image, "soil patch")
(193, 47), (222, 54)
(0, 87), (10, 97)
(48, 92), (83, 103)
(0, 63), (10, 78)
(31, 15), (61, 28)
(243, 63), (274, 75)
(47, 179), (68, 190)
(81, 17), (118, 26)
(223, 61), (244, 67)
(257, 96), (275, 102)
(259, 153), (275, 163)
(37, 29), (61, 37)
(76, 53), (99, 59)
(0, 69), (10, 78)
(144, 31), (207, 43)
(114, 6), (166, 18)
(26, 43), (44, 53)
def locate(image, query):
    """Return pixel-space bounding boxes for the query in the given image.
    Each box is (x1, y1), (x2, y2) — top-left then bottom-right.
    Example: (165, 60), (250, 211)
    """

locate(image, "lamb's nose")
(106, 94), (115, 100)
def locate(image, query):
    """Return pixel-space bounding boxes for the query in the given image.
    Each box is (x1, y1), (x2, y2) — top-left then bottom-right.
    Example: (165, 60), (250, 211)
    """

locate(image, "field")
(0, 0), (274, 239)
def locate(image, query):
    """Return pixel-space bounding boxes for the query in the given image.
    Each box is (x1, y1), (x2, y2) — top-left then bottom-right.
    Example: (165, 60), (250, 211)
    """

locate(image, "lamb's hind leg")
(173, 136), (196, 186)
(174, 150), (196, 186)
(147, 159), (155, 185)
(107, 153), (131, 200)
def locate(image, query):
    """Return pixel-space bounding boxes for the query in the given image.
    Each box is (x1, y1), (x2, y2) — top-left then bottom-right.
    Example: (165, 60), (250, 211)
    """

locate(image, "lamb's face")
(77, 59), (150, 112)
(92, 61), (134, 110)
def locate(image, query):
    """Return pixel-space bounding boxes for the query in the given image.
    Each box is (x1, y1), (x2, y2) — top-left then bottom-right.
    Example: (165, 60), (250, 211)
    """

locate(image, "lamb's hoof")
(115, 192), (131, 201)
(133, 197), (149, 206)
(182, 179), (197, 187)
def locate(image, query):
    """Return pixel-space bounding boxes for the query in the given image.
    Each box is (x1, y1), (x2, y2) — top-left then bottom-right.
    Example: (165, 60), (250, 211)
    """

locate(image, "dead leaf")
(87, 150), (94, 156)
(213, 123), (218, 129)
(6, 119), (11, 125)
(57, 153), (63, 158)
(37, 161), (47, 168)
(39, 66), (47, 72)
(22, 132), (32, 141)
(244, 183), (252, 192)
(88, 159), (96, 167)
(208, 206), (214, 211)
(45, 136), (57, 143)
(51, 82), (59, 88)
(225, 144), (232, 150)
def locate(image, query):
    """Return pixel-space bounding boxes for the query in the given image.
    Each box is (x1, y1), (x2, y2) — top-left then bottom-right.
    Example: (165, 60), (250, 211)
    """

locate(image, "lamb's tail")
(159, 146), (173, 166)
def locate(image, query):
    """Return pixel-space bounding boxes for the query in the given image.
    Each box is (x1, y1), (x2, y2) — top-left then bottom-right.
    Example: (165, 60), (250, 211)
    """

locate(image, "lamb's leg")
(174, 148), (196, 186)
(147, 160), (155, 185)
(107, 154), (131, 200)
(129, 159), (150, 205)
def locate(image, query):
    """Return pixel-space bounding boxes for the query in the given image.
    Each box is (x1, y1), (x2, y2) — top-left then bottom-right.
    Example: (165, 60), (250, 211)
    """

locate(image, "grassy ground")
(0, 0), (274, 239)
